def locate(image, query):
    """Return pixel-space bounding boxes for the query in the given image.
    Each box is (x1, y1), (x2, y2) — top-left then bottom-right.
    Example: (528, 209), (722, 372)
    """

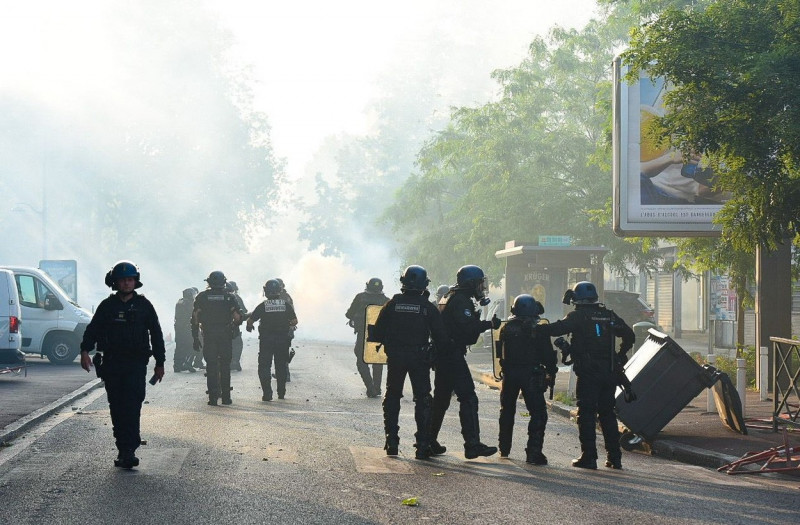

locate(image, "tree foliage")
(623, 0), (800, 254)
(383, 12), (662, 286)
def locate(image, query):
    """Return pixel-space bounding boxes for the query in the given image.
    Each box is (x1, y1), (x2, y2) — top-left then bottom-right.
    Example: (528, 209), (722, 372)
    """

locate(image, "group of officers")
(79, 259), (634, 472)
(366, 264), (634, 469)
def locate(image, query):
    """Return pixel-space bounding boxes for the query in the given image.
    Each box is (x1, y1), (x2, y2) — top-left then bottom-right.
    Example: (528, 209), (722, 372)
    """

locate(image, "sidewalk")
(467, 338), (799, 472)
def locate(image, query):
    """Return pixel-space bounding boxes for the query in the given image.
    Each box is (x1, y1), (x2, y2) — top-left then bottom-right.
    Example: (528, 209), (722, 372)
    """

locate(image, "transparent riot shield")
(492, 318), (549, 381)
(362, 304), (387, 365)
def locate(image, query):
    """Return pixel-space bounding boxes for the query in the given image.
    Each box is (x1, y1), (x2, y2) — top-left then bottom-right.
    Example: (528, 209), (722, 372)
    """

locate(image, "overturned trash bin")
(616, 329), (719, 449)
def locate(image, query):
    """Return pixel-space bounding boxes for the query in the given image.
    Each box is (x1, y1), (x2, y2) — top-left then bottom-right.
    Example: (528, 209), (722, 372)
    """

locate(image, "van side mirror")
(44, 292), (63, 311)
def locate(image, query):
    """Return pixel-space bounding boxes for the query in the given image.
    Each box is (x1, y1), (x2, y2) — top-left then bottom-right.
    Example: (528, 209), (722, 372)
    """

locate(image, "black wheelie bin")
(615, 329), (719, 446)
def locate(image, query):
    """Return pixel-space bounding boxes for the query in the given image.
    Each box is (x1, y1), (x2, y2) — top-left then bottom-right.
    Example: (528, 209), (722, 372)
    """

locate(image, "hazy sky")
(204, 0), (598, 179)
(1, 0), (599, 340)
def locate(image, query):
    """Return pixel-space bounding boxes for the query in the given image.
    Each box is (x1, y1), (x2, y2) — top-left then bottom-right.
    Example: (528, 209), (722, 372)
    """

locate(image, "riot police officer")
(173, 288), (197, 373)
(247, 279), (298, 401)
(192, 271), (243, 406)
(79, 261), (165, 469)
(345, 277), (390, 398)
(535, 281), (635, 469)
(429, 265), (499, 459)
(226, 281), (249, 371)
(368, 265), (450, 459)
(496, 295), (556, 464)
(433, 284), (450, 304)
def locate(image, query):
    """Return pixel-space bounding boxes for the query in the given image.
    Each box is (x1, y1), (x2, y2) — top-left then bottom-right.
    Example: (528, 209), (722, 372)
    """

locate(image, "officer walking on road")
(429, 265), (499, 459)
(496, 294), (557, 464)
(247, 279), (298, 401)
(534, 281), (635, 469)
(346, 277), (390, 398)
(368, 265), (451, 459)
(79, 261), (165, 469)
(173, 288), (197, 373)
(192, 271), (243, 406)
(226, 281), (249, 372)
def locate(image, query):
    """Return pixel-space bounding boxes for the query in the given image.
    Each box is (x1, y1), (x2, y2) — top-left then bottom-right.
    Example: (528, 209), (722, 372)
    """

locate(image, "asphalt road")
(0, 339), (796, 525)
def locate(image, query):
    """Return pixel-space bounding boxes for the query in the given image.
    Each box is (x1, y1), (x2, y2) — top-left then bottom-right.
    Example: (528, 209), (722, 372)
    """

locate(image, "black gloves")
(491, 314), (501, 330)
(615, 351), (629, 366)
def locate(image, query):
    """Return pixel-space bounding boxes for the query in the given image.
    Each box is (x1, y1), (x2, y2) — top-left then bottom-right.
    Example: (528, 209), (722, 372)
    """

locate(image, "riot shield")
(362, 304), (387, 365)
(491, 321), (506, 381)
(492, 318), (549, 381)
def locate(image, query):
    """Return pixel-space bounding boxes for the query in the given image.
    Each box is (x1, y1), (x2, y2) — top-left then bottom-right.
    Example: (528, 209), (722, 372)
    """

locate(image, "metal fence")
(771, 337), (800, 431)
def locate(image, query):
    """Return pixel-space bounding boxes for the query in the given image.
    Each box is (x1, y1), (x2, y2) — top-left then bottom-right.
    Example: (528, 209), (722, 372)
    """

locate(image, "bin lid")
(711, 372), (748, 435)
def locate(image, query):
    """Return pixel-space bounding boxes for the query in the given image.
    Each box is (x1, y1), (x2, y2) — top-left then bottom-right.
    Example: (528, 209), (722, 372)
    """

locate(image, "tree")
(623, 0), (800, 254)
(383, 12), (664, 286)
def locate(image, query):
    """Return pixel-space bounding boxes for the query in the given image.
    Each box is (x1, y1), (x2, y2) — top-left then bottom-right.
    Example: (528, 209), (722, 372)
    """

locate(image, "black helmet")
(264, 279), (282, 297)
(510, 294), (544, 318)
(205, 271), (227, 289)
(435, 284), (450, 300)
(455, 265), (489, 305)
(400, 265), (429, 292)
(275, 278), (286, 290)
(366, 277), (383, 293)
(225, 281), (238, 293)
(104, 260), (142, 290)
(564, 281), (599, 305)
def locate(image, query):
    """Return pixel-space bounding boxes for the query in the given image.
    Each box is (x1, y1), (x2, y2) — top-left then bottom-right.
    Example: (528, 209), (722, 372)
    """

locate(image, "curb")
(0, 378), (103, 446)
(469, 364), (736, 470)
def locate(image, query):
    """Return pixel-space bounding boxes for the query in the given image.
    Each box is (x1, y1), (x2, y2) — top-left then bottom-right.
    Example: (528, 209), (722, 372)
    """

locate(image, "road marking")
(350, 446), (415, 474)
(133, 448), (191, 475)
(0, 452), (81, 481)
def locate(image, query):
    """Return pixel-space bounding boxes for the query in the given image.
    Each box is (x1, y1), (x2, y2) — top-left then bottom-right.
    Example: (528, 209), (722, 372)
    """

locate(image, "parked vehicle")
(0, 266), (92, 364)
(602, 290), (656, 325)
(0, 269), (24, 366)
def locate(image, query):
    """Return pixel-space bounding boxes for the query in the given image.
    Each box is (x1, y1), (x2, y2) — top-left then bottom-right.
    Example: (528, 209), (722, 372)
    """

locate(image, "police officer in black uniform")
(429, 265), (499, 459)
(346, 277), (390, 398)
(496, 294), (557, 464)
(192, 271), (243, 406)
(535, 281), (635, 469)
(247, 279), (298, 401)
(173, 288), (197, 373)
(226, 281), (248, 372)
(79, 261), (165, 469)
(369, 265), (450, 459)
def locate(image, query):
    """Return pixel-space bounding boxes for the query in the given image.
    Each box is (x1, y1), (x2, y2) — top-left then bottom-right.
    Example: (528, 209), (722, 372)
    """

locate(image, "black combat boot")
(465, 443), (498, 459)
(114, 449), (139, 469)
(221, 397), (232, 405)
(604, 455), (623, 469)
(571, 452), (598, 469)
(430, 441), (447, 455)
(415, 443), (432, 460)
(526, 448), (548, 465)
(384, 435), (399, 456)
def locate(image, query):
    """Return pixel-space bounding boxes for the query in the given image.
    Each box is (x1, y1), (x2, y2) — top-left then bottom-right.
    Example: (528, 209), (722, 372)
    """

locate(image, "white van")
(0, 269), (23, 365)
(0, 266), (93, 364)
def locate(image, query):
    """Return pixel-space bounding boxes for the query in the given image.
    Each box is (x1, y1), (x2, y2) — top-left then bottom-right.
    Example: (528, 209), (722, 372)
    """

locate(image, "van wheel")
(45, 333), (80, 365)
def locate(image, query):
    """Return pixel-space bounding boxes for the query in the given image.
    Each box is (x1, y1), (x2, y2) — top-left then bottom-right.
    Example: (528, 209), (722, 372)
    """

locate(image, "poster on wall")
(612, 57), (731, 236)
(710, 274), (737, 321)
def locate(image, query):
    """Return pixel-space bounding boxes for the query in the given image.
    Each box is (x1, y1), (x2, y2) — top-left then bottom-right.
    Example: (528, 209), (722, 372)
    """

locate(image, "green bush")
(698, 346), (757, 388)
(553, 391), (575, 406)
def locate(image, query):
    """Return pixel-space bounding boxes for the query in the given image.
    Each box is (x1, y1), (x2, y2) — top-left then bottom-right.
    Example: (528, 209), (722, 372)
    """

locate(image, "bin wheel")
(620, 431), (643, 451)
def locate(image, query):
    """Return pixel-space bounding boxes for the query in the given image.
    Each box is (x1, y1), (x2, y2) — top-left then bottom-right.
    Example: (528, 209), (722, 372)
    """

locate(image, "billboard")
(39, 259), (78, 302)
(612, 57), (730, 236)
